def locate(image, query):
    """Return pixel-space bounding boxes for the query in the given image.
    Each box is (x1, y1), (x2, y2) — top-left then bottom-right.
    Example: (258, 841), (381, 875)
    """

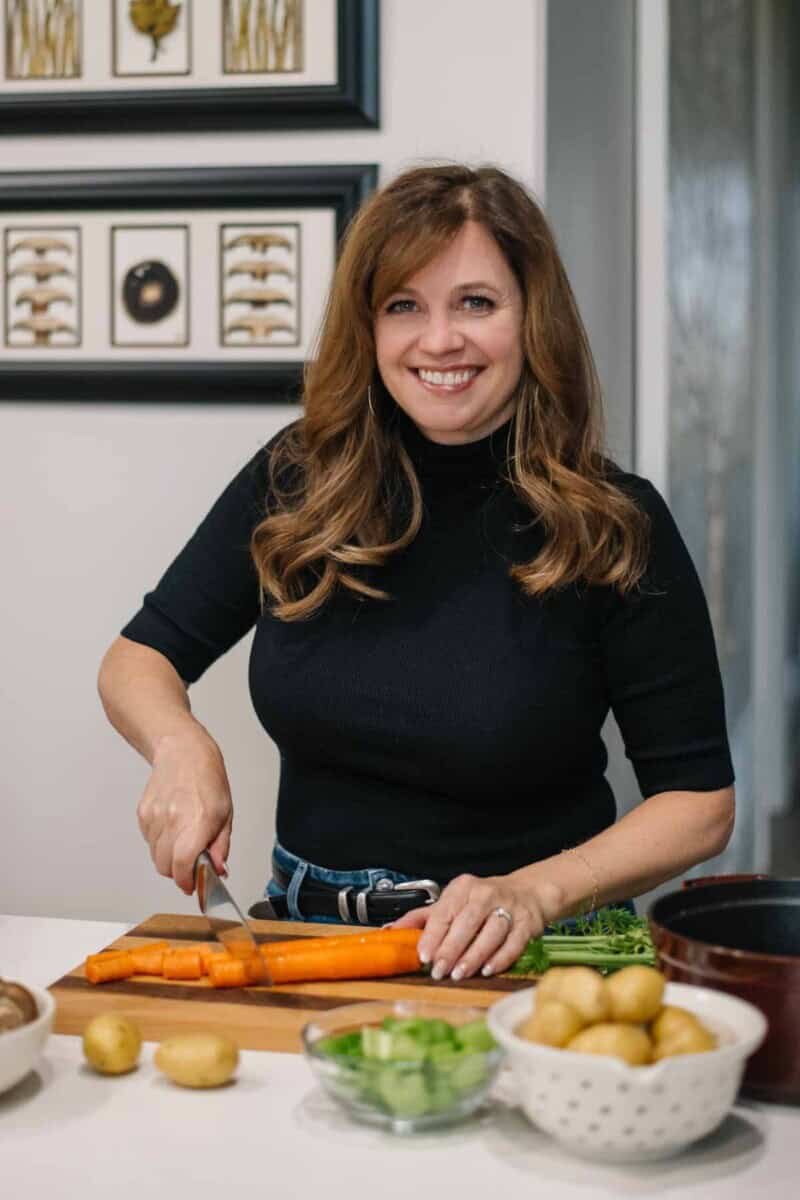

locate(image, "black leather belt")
(248, 864), (441, 925)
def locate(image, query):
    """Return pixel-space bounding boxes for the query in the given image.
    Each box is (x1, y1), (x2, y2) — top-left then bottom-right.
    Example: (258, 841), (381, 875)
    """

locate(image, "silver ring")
(493, 906), (513, 927)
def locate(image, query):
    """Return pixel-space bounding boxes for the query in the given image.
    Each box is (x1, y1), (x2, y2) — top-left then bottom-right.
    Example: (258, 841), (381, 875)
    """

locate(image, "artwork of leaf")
(129, 0), (181, 62)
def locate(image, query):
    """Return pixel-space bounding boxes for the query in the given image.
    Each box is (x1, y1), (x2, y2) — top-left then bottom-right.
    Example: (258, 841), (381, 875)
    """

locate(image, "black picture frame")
(0, 162), (377, 404)
(0, 0), (379, 133)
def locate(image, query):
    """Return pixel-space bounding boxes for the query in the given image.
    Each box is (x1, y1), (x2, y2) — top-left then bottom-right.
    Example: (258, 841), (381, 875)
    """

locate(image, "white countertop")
(1, 914), (797, 1199)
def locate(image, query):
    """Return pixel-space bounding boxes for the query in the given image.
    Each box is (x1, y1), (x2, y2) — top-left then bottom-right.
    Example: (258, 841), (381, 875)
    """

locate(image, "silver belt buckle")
(393, 879), (441, 905)
(348, 878), (442, 925)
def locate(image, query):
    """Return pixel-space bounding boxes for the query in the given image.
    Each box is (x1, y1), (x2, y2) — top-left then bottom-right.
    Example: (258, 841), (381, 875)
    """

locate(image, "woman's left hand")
(390, 873), (558, 980)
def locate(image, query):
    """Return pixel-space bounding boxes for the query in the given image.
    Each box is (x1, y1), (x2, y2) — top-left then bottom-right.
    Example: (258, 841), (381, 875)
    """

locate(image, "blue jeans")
(264, 841), (636, 926)
(265, 841), (421, 923)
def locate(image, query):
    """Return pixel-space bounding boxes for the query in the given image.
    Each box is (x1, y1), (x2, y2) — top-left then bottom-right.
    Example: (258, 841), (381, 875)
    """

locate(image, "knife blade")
(194, 851), (272, 984)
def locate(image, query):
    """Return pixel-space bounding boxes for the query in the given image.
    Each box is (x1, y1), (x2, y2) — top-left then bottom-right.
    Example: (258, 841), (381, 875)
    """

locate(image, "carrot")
(267, 940), (421, 985)
(85, 951), (135, 985)
(86, 948), (129, 965)
(196, 943), (227, 974)
(162, 949), (203, 981)
(129, 946), (168, 976)
(259, 928), (422, 959)
(207, 953), (269, 988)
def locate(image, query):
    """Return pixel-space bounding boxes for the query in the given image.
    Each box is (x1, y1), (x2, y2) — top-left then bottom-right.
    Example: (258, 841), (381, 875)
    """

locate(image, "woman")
(98, 164), (735, 983)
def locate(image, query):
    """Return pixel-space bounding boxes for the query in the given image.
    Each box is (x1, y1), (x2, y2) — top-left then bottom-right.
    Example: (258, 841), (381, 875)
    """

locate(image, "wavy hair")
(252, 164), (649, 620)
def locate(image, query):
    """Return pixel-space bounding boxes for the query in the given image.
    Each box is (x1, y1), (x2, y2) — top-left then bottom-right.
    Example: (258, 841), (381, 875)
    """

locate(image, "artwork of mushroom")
(220, 222), (299, 346)
(122, 259), (180, 324)
(5, 227), (79, 347)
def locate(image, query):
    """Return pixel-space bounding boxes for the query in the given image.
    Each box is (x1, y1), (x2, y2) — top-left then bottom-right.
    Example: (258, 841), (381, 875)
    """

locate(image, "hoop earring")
(367, 385), (376, 419)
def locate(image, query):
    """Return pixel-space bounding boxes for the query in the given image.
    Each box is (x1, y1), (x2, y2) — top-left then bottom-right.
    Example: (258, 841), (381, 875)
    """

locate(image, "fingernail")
(451, 963), (465, 982)
(418, 946), (430, 964)
(431, 959), (447, 981)
(481, 962), (494, 977)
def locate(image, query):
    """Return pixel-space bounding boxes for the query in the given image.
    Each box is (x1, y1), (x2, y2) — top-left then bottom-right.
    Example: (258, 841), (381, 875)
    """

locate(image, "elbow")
(97, 640), (118, 707)
(704, 785), (736, 858)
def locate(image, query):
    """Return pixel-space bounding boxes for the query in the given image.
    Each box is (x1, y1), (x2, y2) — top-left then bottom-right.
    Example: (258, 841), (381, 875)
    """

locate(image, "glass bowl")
(301, 999), (505, 1133)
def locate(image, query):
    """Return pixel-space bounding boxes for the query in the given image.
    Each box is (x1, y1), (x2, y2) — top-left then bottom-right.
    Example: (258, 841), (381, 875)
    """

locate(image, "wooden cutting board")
(48, 913), (536, 1052)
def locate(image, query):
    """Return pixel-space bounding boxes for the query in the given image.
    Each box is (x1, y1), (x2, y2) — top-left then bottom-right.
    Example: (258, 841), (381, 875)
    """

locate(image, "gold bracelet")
(562, 847), (599, 916)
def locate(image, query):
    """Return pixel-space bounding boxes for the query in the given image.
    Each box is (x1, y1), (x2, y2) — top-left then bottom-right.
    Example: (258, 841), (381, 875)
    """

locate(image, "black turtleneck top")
(121, 415), (734, 883)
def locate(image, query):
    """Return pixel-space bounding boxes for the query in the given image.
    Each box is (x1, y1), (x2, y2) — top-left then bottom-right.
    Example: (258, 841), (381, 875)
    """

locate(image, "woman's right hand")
(136, 725), (233, 895)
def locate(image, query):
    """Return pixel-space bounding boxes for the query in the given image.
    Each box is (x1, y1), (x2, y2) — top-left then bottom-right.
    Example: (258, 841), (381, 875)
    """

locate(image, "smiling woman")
(98, 164), (735, 985)
(373, 221), (524, 445)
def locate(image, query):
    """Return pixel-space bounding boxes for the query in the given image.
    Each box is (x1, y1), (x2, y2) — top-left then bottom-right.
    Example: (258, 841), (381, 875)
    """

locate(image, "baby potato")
(566, 1022), (652, 1066)
(533, 967), (570, 1005)
(155, 1032), (239, 1089)
(651, 1021), (717, 1061)
(605, 965), (665, 1023)
(543, 966), (609, 1025)
(650, 1004), (707, 1043)
(82, 1013), (142, 1075)
(517, 999), (585, 1047)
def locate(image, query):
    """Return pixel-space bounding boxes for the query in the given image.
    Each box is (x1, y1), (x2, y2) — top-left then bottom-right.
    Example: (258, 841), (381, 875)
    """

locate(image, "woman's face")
(374, 220), (525, 445)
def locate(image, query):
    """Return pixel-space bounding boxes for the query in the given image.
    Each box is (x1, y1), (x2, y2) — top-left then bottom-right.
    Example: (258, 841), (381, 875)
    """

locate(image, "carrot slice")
(207, 953), (269, 988)
(267, 940), (421, 985)
(207, 956), (248, 988)
(162, 949), (203, 980)
(196, 943), (227, 974)
(86, 948), (129, 965)
(85, 952), (135, 984)
(129, 947), (168, 975)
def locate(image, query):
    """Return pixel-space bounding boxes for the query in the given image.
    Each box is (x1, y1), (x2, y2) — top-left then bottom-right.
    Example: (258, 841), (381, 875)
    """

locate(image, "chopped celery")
(314, 1014), (499, 1119)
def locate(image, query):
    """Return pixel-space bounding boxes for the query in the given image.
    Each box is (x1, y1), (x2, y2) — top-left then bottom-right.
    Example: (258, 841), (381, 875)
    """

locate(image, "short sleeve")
(599, 477), (735, 797)
(120, 438), (279, 685)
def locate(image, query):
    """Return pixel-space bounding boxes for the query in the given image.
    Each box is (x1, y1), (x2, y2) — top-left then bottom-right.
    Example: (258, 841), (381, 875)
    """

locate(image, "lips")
(411, 366), (485, 392)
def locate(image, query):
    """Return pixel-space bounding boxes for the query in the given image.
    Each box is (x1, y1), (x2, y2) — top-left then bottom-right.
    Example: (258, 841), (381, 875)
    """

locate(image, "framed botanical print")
(0, 162), (377, 402)
(0, 0), (378, 131)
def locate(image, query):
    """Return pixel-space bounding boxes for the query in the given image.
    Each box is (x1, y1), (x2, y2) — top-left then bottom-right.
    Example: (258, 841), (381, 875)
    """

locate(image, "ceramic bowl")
(487, 981), (767, 1163)
(0, 984), (55, 1095)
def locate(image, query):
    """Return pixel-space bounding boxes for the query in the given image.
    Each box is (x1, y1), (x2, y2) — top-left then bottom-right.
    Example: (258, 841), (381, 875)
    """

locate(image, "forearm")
(508, 786), (736, 919)
(97, 635), (207, 765)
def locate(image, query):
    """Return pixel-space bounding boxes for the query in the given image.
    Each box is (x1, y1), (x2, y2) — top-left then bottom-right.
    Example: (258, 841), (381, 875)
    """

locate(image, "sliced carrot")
(129, 947), (168, 976)
(86, 948), (129, 965)
(85, 951), (135, 985)
(207, 956), (249, 988)
(196, 943), (227, 974)
(162, 949), (203, 980)
(207, 953), (269, 988)
(267, 940), (421, 985)
(259, 928), (421, 959)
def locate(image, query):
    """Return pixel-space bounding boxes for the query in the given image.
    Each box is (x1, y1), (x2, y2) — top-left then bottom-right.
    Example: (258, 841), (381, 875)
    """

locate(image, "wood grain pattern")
(48, 914), (535, 1053)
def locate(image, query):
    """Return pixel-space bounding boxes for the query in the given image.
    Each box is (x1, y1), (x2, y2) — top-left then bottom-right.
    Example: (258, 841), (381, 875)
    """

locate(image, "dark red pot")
(648, 874), (800, 1105)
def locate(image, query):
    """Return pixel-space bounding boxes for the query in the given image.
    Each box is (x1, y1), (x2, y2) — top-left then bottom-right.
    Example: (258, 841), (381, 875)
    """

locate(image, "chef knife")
(194, 850), (272, 984)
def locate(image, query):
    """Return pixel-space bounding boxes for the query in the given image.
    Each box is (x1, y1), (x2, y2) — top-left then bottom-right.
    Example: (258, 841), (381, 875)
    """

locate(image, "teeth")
(417, 368), (478, 387)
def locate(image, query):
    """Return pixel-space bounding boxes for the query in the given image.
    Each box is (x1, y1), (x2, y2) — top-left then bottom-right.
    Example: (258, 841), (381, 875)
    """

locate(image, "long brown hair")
(252, 164), (649, 620)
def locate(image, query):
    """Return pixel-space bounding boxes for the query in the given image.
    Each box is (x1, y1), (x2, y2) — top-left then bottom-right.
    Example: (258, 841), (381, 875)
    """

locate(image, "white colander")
(487, 980), (767, 1163)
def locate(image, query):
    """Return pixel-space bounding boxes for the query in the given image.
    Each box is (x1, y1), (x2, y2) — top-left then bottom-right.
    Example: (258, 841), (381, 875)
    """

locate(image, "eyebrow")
(388, 280), (501, 296)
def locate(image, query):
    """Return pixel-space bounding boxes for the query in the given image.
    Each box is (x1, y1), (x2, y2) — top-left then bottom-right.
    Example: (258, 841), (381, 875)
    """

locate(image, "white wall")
(2, 0), (545, 921)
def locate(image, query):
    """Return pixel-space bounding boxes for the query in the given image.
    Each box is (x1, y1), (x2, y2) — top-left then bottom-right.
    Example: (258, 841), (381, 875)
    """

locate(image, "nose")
(415, 310), (466, 357)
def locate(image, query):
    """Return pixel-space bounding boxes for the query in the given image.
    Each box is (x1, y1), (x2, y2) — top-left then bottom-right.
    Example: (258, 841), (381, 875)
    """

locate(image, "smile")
(412, 367), (483, 392)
